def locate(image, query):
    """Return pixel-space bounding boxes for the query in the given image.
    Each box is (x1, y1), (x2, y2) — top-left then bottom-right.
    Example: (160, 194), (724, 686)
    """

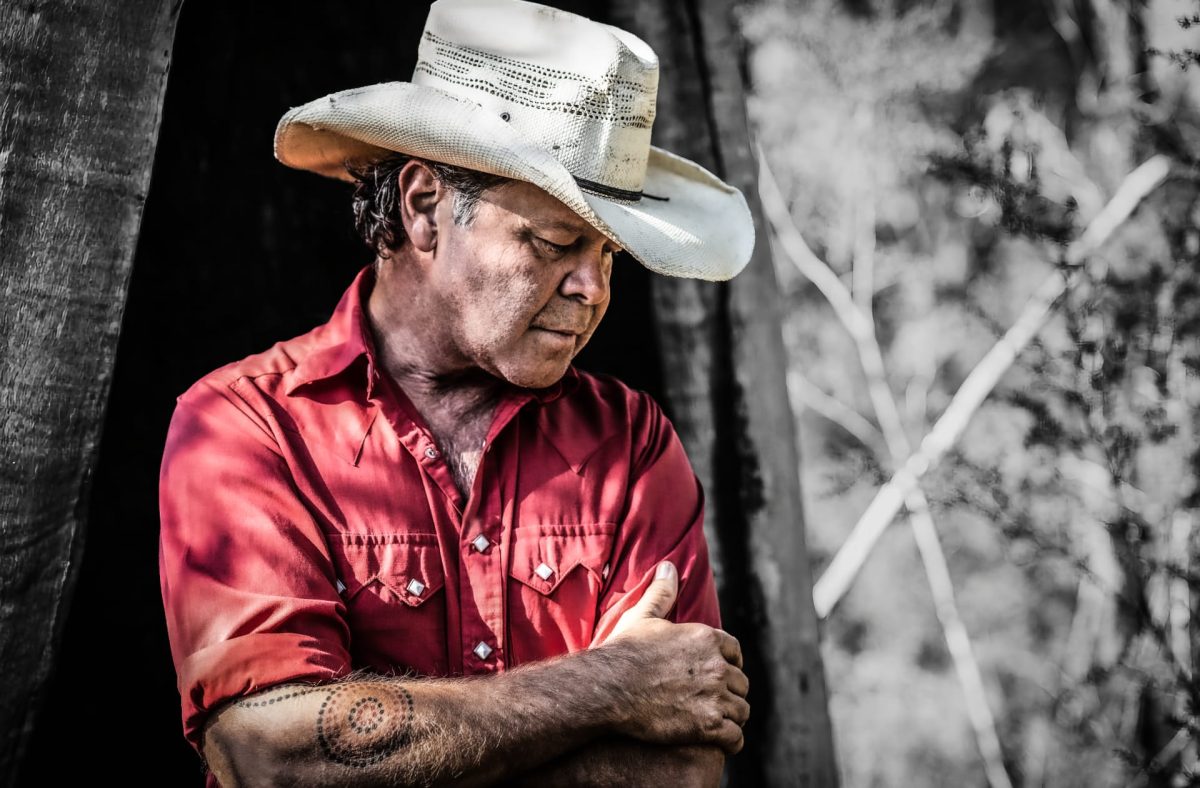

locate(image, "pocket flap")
(510, 523), (616, 596)
(332, 533), (445, 607)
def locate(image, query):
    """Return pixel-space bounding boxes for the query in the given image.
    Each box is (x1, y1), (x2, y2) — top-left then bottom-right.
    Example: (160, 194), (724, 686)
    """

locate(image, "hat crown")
(413, 0), (659, 195)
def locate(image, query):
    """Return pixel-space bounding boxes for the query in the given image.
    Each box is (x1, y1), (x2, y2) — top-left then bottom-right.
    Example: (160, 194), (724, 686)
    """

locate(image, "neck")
(365, 255), (503, 425)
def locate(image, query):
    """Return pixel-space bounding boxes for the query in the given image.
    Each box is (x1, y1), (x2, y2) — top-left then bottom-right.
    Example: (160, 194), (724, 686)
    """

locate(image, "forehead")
(479, 179), (602, 238)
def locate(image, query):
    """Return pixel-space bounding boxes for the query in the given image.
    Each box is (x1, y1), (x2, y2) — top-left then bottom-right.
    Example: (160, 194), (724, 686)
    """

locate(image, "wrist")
(577, 640), (642, 735)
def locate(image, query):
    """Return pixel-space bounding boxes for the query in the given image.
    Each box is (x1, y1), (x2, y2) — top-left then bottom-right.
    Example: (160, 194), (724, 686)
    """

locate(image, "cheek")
(458, 264), (546, 346)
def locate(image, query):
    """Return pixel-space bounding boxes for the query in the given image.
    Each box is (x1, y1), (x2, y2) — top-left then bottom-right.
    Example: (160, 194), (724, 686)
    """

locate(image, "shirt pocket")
(507, 522), (617, 664)
(330, 532), (448, 676)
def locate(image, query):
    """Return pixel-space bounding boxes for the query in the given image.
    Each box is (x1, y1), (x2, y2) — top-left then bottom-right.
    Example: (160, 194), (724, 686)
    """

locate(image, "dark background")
(19, 1), (664, 781)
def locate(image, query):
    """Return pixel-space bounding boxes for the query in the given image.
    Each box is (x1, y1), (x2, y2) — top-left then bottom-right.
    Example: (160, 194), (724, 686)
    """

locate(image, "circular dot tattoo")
(235, 687), (320, 708)
(316, 684), (415, 768)
(347, 697), (386, 734)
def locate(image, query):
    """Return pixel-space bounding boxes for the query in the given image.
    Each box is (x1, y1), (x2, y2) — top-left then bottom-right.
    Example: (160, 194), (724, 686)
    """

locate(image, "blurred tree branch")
(786, 369), (887, 456)
(805, 153), (1170, 620)
(760, 148), (1014, 788)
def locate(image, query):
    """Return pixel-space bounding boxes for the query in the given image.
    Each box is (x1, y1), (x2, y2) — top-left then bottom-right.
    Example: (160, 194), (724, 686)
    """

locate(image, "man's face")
(429, 179), (618, 389)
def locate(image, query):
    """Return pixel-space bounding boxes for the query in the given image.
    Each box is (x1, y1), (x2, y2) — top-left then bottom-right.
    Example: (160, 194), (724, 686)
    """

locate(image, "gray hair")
(347, 154), (508, 255)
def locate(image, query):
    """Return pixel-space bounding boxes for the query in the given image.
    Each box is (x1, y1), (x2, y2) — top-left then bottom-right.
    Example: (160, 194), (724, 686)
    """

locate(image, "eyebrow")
(532, 218), (590, 234)
(525, 218), (624, 252)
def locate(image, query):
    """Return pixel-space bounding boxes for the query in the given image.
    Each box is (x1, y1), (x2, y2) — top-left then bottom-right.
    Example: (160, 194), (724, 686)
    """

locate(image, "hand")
(602, 562), (750, 754)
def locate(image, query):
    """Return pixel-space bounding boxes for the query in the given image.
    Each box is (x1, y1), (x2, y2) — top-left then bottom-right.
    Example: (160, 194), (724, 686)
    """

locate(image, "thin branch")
(785, 369), (886, 455)
(1168, 510), (1193, 682)
(851, 102), (875, 314)
(762, 148), (1014, 788)
(907, 493), (1013, 788)
(808, 154), (1171, 619)
(1128, 721), (1196, 788)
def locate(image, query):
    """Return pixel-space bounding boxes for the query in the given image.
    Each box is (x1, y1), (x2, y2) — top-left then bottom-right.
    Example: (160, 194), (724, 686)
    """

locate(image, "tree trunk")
(607, 1), (840, 785)
(0, 1), (179, 781)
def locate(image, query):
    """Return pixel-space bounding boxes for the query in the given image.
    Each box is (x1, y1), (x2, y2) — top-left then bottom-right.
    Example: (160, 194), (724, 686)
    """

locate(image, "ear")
(397, 160), (445, 253)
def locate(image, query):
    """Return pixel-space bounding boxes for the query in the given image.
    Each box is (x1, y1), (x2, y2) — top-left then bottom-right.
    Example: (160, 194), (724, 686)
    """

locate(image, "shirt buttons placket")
(463, 510), (503, 672)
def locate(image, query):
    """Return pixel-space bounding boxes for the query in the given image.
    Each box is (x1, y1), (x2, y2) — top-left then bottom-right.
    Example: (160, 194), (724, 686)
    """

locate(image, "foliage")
(743, 0), (1200, 785)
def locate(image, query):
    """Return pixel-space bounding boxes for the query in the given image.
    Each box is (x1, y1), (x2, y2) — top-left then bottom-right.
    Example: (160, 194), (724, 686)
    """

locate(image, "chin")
(496, 359), (571, 390)
(505, 368), (567, 390)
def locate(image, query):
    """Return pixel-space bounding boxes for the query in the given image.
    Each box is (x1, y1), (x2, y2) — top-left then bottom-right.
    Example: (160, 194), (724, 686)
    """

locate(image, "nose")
(559, 245), (611, 306)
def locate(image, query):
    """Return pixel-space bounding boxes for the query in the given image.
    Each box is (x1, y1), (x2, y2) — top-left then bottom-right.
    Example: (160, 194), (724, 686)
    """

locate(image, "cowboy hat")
(273, 0), (754, 281)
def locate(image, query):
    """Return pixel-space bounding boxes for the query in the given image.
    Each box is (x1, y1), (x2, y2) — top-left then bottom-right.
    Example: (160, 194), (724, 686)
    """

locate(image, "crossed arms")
(202, 563), (750, 786)
(163, 379), (747, 785)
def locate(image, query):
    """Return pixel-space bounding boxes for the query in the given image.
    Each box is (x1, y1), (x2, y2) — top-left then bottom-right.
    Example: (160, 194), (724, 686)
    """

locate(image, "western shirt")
(158, 266), (720, 753)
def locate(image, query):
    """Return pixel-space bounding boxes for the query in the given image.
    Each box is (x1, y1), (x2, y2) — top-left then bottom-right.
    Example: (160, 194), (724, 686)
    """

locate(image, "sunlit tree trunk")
(0, 1), (178, 781)
(606, 1), (840, 784)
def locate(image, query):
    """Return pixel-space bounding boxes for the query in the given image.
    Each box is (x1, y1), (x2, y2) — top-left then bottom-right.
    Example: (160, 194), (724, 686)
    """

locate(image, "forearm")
(504, 738), (724, 788)
(204, 647), (640, 787)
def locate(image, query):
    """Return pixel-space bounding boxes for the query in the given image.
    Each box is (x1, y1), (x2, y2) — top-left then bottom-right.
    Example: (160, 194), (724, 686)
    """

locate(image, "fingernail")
(656, 562), (674, 579)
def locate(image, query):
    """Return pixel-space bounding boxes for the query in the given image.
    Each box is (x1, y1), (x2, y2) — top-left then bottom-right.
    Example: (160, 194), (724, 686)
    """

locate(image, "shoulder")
(174, 323), (328, 411)
(549, 368), (682, 471)
(167, 323), (336, 452)
(558, 368), (668, 431)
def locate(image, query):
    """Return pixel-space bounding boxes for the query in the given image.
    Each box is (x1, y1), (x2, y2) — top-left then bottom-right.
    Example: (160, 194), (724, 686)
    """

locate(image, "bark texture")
(0, 0), (179, 781)
(607, 1), (839, 784)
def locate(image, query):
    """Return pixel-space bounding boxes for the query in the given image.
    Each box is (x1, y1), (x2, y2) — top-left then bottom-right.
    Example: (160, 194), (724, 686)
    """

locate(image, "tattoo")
(316, 684), (416, 768)
(234, 686), (321, 708)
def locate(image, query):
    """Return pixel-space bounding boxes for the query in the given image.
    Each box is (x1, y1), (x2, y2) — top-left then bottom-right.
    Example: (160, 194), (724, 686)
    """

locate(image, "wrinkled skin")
(368, 162), (621, 392)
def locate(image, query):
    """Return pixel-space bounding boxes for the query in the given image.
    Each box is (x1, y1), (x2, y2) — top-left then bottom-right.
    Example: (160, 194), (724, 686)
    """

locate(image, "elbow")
(202, 708), (305, 787)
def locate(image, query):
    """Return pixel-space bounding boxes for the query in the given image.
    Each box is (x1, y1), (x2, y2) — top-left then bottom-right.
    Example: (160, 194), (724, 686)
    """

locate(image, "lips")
(531, 308), (591, 337)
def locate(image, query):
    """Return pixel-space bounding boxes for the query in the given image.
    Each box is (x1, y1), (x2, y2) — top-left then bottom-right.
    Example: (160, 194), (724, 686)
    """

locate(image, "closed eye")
(533, 236), (572, 257)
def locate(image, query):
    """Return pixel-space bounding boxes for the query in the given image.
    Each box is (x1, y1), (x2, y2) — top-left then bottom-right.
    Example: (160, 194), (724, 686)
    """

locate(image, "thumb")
(629, 561), (679, 620)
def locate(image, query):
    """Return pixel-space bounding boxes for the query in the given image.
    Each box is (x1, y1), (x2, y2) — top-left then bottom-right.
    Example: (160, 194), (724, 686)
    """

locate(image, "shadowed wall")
(19, 2), (660, 782)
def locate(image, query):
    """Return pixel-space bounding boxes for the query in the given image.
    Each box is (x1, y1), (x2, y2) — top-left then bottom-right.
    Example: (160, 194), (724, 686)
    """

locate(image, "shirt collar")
(285, 266), (378, 398)
(286, 266), (584, 408)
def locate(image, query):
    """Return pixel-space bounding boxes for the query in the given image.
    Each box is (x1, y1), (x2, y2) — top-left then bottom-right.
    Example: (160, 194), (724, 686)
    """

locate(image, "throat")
(402, 387), (499, 501)
(437, 432), (487, 499)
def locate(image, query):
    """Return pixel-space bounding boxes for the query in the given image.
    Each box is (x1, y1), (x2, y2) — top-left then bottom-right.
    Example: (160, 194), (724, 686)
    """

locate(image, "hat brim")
(274, 82), (753, 281)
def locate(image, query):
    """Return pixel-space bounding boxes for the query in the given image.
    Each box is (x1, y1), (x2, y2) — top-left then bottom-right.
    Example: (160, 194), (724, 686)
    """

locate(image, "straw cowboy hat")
(273, 0), (754, 281)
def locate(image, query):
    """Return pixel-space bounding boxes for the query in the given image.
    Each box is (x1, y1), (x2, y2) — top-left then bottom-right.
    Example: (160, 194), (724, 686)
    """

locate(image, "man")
(158, 0), (756, 784)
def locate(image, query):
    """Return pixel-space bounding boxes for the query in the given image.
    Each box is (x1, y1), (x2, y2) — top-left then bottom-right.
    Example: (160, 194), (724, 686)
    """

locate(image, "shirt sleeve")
(590, 392), (721, 644)
(158, 378), (350, 752)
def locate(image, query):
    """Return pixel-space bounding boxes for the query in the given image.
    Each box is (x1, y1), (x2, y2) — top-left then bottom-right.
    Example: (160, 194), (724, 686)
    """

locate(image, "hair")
(347, 154), (508, 256)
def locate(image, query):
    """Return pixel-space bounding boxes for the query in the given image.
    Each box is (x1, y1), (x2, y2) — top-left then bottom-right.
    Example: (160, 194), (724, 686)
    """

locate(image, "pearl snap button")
(406, 578), (426, 597)
(535, 562), (555, 581)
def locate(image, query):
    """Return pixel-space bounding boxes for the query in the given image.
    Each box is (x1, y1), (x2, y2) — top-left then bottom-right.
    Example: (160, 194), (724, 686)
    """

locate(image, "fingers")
(716, 630), (743, 669)
(628, 561), (679, 620)
(726, 664), (749, 698)
(724, 693), (751, 727)
(604, 562), (681, 641)
(709, 691), (750, 754)
(698, 703), (747, 754)
(715, 718), (745, 755)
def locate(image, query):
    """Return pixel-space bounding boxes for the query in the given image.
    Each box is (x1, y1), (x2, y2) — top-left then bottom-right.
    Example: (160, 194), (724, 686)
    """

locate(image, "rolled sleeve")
(158, 379), (350, 751)
(590, 394), (721, 644)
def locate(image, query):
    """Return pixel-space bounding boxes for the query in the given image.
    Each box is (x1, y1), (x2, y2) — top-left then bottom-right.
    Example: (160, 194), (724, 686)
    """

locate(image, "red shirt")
(158, 267), (720, 753)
